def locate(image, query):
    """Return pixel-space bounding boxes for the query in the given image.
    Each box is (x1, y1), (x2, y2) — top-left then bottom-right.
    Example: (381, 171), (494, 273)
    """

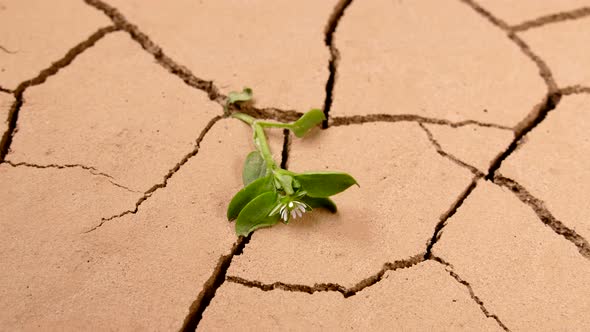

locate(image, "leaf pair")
(227, 171), (357, 236)
(227, 175), (274, 221)
(228, 175), (281, 236)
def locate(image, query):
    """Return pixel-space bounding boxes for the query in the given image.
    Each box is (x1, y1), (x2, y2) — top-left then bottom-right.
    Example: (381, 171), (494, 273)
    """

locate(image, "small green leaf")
(227, 175), (274, 220)
(228, 87), (253, 105)
(242, 151), (267, 186)
(301, 196), (337, 213)
(294, 171), (358, 197)
(235, 192), (280, 236)
(275, 173), (295, 195)
(291, 109), (325, 138)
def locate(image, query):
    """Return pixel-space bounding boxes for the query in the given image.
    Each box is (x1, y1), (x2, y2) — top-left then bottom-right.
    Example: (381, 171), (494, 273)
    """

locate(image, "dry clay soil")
(2, 0), (590, 331)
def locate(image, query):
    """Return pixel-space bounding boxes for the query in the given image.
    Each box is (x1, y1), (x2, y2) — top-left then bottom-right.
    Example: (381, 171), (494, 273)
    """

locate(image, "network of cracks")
(1, 0), (590, 331)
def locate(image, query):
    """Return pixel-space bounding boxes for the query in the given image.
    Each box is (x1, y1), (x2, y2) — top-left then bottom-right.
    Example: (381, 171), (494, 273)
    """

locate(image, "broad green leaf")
(228, 87), (253, 105)
(242, 151), (267, 186)
(301, 196), (337, 213)
(291, 109), (325, 138)
(227, 175), (274, 220)
(294, 171), (358, 197)
(235, 192), (280, 236)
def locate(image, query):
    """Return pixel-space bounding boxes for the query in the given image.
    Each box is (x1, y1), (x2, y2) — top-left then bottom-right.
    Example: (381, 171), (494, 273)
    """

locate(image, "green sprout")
(226, 88), (358, 236)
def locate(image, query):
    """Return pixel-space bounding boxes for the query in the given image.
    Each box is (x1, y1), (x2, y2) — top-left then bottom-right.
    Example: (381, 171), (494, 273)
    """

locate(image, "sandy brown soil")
(1, 0), (590, 331)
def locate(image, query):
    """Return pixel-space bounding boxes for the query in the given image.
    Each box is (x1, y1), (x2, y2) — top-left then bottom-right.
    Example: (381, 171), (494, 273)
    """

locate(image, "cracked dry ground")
(1, 1), (590, 331)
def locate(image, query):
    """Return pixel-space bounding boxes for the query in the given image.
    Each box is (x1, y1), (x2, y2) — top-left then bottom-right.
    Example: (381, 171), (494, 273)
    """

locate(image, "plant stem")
(232, 113), (278, 170)
(256, 121), (293, 130)
(231, 112), (255, 125)
(254, 124), (277, 170)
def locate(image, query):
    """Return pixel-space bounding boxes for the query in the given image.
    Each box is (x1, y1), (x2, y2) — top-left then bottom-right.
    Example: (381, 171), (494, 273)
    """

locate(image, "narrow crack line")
(493, 174), (590, 260)
(226, 254), (425, 298)
(510, 7), (590, 32)
(331, 113), (512, 130)
(232, 108), (513, 132)
(458, 0), (511, 30)
(486, 92), (561, 180)
(84, 0), (304, 118)
(506, 33), (557, 92)
(458, 0), (558, 92)
(181, 114), (297, 330)
(0, 25), (119, 163)
(418, 123), (484, 177)
(231, 105), (303, 123)
(454, 1), (564, 184)
(431, 256), (511, 331)
(560, 85), (590, 96)
(84, 115), (224, 233)
(83, 0), (225, 104)
(424, 177), (481, 259)
(0, 45), (17, 54)
(4, 160), (137, 193)
(0, 85), (12, 94)
(180, 235), (251, 332)
(322, 0), (354, 128)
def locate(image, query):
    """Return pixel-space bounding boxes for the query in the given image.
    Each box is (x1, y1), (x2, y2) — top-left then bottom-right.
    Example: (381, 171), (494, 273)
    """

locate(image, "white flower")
(270, 199), (310, 223)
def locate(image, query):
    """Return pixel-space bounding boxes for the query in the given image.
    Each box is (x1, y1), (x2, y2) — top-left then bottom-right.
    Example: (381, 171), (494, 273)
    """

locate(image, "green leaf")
(301, 196), (337, 213)
(275, 172), (295, 195)
(235, 192), (280, 236)
(227, 175), (274, 220)
(228, 87), (253, 105)
(294, 171), (358, 197)
(291, 109), (325, 138)
(242, 151), (267, 186)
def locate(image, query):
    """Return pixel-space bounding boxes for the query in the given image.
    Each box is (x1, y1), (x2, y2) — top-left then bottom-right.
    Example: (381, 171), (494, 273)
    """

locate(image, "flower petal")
(295, 208), (302, 218)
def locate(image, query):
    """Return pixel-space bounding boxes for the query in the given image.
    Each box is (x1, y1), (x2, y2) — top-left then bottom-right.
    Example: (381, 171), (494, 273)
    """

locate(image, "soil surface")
(1, 0), (590, 331)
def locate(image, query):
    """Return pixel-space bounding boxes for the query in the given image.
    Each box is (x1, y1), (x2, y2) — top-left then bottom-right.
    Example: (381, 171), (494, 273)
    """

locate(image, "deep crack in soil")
(459, 0), (557, 92)
(0, 25), (119, 163)
(425, 0), (587, 277)
(322, 0), (353, 128)
(5, 160), (137, 193)
(85, 115), (223, 233)
(486, 92), (561, 180)
(456, 1), (564, 182)
(419, 123), (484, 177)
(424, 177), (481, 259)
(510, 6), (590, 32)
(224, 254), (510, 331)
(280, 129), (291, 170)
(181, 115), (294, 331)
(235, 107), (514, 132)
(83, 0), (223, 103)
(331, 113), (513, 130)
(432, 256), (511, 331)
(83, 0), (304, 121)
(6, 0), (580, 330)
(226, 254), (425, 298)
(494, 175), (590, 260)
(560, 85), (590, 96)
(180, 235), (251, 332)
